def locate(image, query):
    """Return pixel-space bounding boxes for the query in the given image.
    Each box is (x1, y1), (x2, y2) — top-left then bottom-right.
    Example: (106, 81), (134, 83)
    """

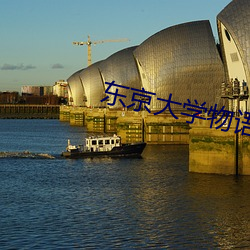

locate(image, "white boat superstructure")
(85, 134), (121, 152)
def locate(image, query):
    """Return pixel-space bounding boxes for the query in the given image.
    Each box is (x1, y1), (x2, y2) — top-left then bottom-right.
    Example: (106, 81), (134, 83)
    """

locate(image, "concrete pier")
(60, 106), (190, 144)
(189, 119), (250, 175)
(144, 113), (189, 144)
(59, 105), (71, 122)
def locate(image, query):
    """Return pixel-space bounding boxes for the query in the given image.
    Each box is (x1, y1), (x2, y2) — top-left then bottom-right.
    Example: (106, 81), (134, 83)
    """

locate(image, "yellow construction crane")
(73, 35), (129, 66)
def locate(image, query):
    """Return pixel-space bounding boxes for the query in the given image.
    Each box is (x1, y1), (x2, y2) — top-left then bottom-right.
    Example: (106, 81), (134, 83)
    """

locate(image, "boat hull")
(62, 142), (146, 159)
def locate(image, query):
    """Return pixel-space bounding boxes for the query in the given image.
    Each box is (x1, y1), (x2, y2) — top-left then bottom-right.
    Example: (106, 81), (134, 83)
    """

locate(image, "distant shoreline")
(0, 104), (59, 119)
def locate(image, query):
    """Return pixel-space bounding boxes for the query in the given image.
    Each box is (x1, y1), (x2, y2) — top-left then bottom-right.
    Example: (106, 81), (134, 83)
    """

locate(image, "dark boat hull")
(62, 142), (146, 159)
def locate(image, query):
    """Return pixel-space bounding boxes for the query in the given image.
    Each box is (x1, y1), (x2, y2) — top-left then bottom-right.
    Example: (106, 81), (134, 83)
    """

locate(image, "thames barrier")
(62, 0), (250, 175)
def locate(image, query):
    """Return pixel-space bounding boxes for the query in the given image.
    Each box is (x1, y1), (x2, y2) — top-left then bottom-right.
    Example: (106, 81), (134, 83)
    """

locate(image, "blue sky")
(0, 0), (232, 92)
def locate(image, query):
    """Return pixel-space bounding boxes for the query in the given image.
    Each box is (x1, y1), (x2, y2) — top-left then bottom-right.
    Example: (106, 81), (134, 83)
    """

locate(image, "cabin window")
(92, 140), (97, 145)
(116, 139), (120, 144)
(105, 140), (110, 144)
(98, 140), (103, 145)
(111, 139), (114, 144)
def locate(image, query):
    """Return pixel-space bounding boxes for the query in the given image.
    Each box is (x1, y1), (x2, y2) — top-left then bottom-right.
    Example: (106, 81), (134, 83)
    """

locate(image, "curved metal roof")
(67, 69), (86, 106)
(217, 0), (250, 84)
(133, 20), (225, 111)
(98, 46), (141, 108)
(79, 61), (105, 108)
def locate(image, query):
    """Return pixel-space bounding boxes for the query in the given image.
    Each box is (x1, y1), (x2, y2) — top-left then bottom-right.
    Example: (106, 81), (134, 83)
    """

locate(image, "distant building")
(43, 86), (53, 96)
(21, 86), (53, 96)
(20, 85), (59, 105)
(52, 80), (68, 98)
(22, 95), (59, 105)
(0, 92), (19, 104)
(21, 86), (40, 96)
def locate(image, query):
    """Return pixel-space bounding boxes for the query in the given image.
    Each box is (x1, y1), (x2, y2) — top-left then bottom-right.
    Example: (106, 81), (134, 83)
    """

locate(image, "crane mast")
(73, 35), (129, 66)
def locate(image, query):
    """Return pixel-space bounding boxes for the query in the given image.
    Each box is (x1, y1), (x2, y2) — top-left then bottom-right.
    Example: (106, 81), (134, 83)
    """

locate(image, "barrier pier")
(60, 106), (190, 144)
(189, 119), (250, 175)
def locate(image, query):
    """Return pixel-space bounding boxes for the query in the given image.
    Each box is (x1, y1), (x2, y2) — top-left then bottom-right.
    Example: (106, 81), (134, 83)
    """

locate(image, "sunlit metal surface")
(79, 61), (105, 108)
(133, 20), (225, 111)
(68, 21), (227, 111)
(217, 0), (250, 111)
(99, 46), (141, 108)
(67, 69), (86, 106)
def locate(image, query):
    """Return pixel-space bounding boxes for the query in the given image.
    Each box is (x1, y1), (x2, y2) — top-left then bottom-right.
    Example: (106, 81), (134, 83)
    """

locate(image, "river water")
(0, 119), (250, 249)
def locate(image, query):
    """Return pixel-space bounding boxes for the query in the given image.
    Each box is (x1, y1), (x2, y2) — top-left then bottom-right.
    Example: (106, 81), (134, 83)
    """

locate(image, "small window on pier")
(225, 29), (231, 42)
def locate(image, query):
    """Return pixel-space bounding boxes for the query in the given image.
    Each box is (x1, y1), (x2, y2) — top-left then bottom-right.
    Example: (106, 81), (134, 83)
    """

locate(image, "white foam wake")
(0, 151), (55, 159)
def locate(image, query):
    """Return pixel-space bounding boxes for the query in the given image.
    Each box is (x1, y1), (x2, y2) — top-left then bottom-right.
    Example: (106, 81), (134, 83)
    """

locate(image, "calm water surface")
(0, 119), (250, 249)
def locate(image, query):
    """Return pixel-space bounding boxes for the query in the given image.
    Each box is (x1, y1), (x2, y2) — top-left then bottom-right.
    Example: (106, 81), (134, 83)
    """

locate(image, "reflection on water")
(186, 174), (250, 248)
(0, 120), (250, 249)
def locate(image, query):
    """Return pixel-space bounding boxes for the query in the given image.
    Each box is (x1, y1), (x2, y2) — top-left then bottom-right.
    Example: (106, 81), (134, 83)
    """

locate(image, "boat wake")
(0, 151), (55, 159)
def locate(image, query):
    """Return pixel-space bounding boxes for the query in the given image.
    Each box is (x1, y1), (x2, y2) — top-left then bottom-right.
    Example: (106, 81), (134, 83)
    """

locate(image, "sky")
(0, 0), (232, 92)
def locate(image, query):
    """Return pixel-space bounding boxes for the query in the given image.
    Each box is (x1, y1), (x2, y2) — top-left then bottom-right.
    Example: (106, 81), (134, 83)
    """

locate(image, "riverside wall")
(0, 105), (59, 119)
(189, 119), (250, 175)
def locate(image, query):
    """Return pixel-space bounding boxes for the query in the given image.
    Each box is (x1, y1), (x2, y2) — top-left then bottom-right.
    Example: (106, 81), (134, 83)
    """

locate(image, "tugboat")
(61, 134), (146, 158)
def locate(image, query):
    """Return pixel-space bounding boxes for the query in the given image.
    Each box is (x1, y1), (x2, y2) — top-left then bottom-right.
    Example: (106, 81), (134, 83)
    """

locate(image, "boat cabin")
(85, 135), (121, 152)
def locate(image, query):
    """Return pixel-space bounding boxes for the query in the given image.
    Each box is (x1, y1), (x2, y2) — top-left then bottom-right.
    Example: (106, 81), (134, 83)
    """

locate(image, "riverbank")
(0, 104), (59, 119)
